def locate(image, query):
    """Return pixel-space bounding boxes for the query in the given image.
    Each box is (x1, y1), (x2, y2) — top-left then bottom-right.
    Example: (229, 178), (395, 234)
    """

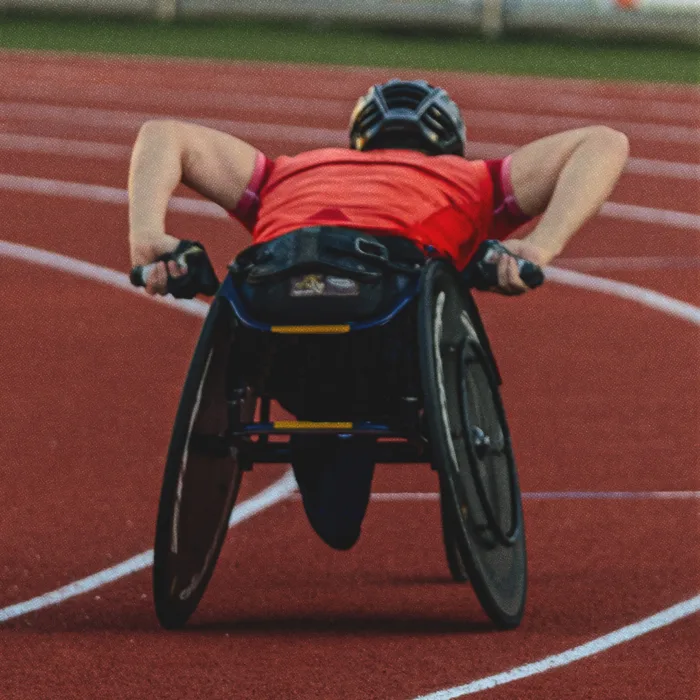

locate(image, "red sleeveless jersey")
(237, 148), (529, 270)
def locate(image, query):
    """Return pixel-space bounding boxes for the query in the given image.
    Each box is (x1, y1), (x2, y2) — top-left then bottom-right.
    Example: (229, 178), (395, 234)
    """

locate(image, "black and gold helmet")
(349, 78), (466, 156)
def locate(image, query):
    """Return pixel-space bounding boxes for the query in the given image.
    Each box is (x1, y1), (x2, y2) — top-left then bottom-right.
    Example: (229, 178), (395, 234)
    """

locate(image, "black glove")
(129, 240), (220, 299)
(462, 240), (544, 291)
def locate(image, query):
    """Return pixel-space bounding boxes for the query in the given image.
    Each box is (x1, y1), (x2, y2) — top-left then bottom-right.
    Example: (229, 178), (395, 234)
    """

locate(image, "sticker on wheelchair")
(289, 274), (359, 297)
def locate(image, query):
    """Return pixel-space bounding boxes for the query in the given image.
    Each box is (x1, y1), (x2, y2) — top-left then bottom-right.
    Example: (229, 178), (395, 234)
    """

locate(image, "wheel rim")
(457, 338), (520, 547)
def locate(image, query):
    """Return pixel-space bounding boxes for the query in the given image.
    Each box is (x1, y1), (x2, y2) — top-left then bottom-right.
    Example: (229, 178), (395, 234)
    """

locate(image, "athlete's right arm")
(128, 120), (258, 292)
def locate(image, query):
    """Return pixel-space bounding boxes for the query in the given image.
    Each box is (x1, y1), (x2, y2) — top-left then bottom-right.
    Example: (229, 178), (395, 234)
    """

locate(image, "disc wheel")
(419, 261), (527, 629)
(153, 298), (250, 629)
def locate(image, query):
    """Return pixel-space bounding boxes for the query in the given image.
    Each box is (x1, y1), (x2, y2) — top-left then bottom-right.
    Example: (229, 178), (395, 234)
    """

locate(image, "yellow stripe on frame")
(270, 325), (350, 334)
(273, 421), (353, 430)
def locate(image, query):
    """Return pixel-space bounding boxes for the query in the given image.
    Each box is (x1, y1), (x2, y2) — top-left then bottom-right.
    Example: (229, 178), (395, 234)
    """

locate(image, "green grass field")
(0, 13), (698, 83)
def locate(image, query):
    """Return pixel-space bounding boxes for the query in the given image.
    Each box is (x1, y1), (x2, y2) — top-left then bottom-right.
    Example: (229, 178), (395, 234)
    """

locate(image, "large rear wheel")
(419, 262), (527, 629)
(153, 299), (251, 629)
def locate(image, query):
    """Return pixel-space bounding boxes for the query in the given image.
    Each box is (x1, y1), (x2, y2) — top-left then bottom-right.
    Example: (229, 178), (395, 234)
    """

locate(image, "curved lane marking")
(411, 595), (700, 699)
(1, 172), (699, 232)
(0, 173), (227, 219)
(0, 472), (296, 624)
(0, 239), (212, 316)
(3, 74), (698, 122)
(0, 240), (296, 624)
(545, 266), (700, 325)
(1, 100), (696, 145)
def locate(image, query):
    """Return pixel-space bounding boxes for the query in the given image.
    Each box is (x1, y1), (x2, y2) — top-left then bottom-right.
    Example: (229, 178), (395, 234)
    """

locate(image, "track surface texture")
(1, 51), (699, 700)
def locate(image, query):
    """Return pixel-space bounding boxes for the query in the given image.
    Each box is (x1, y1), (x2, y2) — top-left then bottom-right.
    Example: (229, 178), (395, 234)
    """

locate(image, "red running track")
(0, 51), (698, 700)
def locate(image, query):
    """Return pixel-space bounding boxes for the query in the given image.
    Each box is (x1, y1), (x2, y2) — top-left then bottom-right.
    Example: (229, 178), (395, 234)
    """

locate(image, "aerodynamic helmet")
(349, 78), (466, 156)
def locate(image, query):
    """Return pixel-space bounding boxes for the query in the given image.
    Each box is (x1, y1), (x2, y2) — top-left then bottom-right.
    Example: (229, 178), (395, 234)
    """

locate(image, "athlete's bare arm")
(128, 120), (258, 294)
(496, 126), (629, 293)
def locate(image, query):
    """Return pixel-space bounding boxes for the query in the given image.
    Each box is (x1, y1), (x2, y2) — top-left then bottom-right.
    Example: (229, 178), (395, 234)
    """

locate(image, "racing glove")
(462, 240), (544, 291)
(129, 239), (220, 299)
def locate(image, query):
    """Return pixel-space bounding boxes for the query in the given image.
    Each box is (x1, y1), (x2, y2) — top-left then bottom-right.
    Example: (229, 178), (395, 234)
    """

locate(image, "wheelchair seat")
(226, 225), (425, 329)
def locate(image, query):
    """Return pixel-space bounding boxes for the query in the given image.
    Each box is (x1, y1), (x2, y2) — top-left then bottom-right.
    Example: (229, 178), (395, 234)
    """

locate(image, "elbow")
(136, 118), (180, 143)
(590, 125), (630, 167)
(131, 120), (185, 171)
(605, 126), (630, 162)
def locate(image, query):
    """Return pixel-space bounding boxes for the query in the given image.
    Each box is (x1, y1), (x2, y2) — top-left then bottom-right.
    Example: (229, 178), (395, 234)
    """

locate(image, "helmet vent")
(382, 83), (430, 111)
(424, 106), (453, 137)
(354, 103), (380, 130)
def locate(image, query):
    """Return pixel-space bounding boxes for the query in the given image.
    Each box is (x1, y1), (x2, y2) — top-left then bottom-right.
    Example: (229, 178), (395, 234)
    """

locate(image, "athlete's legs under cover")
(291, 434), (375, 551)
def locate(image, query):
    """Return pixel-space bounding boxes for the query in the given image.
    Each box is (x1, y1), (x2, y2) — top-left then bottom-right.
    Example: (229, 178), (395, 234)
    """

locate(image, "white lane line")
(462, 108), (699, 145)
(0, 132), (132, 159)
(2, 132), (698, 182)
(365, 491), (700, 501)
(557, 256), (700, 271)
(0, 471), (297, 624)
(1, 172), (698, 232)
(0, 239), (211, 316)
(0, 101), (697, 146)
(0, 173), (227, 219)
(544, 267), (700, 326)
(4, 76), (699, 123)
(0, 101), (343, 146)
(2, 65), (699, 121)
(601, 201), (700, 231)
(625, 157), (700, 181)
(411, 595), (700, 699)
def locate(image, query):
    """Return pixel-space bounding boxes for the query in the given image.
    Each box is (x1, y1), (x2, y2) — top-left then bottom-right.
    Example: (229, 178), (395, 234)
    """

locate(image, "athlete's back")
(253, 148), (495, 269)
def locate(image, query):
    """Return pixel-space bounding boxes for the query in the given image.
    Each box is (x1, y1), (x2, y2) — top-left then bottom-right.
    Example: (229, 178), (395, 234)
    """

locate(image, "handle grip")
(128, 240), (219, 299)
(129, 263), (156, 288)
(463, 240), (545, 291)
(514, 257), (545, 289)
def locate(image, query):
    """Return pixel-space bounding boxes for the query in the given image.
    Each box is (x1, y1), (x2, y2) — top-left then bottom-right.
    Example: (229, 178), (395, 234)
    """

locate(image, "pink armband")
(498, 155), (528, 220)
(484, 156), (532, 240)
(230, 151), (272, 230)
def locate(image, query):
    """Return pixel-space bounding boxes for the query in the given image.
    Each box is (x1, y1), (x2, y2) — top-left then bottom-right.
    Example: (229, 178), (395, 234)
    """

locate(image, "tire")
(153, 298), (249, 629)
(419, 261), (527, 629)
(439, 474), (469, 583)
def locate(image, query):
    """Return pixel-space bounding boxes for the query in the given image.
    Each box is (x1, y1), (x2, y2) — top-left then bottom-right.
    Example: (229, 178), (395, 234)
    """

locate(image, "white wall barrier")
(1, 0), (698, 43)
(503, 0), (699, 42)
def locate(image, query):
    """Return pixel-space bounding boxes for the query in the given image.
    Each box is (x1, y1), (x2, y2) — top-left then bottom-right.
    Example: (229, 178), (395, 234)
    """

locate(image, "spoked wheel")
(419, 261), (527, 629)
(153, 298), (252, 629)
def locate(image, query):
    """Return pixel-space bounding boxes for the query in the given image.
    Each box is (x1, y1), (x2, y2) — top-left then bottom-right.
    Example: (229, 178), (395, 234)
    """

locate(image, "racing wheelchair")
(144, 228), (540, 631)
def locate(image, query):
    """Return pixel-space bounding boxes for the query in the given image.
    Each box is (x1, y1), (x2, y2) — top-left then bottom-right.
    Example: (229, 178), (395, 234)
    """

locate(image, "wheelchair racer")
(128, 79), (629, 550)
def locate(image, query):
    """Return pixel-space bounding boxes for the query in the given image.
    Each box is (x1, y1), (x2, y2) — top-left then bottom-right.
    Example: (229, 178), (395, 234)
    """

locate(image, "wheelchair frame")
(152, 258), (527, 630)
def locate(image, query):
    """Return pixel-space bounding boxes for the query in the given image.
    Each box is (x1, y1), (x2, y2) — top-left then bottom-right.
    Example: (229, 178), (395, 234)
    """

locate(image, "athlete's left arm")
(488, 126), (628, 294)
(510, 126), (629, 261)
